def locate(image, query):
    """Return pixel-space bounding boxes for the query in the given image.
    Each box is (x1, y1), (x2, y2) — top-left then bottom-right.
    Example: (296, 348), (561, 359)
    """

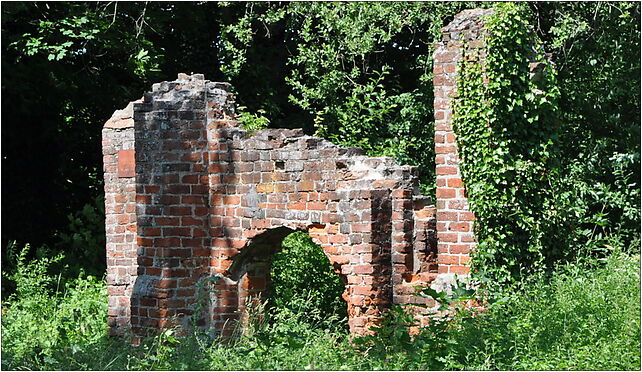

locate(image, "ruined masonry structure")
(431, 8), (495, 285)
(103, 9), (490, 339)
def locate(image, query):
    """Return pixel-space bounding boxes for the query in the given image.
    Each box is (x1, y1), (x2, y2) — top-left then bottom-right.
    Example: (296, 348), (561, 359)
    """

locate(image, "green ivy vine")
(453, 3), (564, 286)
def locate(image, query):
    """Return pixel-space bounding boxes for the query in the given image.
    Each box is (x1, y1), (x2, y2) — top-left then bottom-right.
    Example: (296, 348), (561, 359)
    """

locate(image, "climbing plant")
(453, 3), (563, 286)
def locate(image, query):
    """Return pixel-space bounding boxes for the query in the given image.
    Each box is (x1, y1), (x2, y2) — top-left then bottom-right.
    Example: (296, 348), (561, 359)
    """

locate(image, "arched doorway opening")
(268, 231), (347, 329)
(225, 227), (348, 333)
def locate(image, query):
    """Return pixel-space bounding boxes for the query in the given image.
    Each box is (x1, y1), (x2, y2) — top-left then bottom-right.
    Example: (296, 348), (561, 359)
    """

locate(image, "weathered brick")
(105, 27), (490, 338)
(436, 188), (456, 198)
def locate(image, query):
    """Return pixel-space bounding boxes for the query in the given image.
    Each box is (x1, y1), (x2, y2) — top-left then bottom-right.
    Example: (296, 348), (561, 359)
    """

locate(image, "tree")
(1, 2), (224, 274)
(1, 2), (639, 281)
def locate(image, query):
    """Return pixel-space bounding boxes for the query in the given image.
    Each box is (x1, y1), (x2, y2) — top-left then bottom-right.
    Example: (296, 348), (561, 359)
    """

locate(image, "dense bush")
(449, 251), (641, 370)
(54, 195), (106, 278)
(2, 1), (224, 263)
(535, 1), (641, 264)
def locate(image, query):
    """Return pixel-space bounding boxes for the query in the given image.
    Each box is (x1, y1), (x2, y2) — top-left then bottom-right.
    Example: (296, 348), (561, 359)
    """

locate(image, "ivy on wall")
(453, 3), (563, 286)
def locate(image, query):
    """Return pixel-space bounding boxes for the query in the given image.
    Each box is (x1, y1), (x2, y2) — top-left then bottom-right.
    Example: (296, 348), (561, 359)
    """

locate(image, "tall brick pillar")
(432, 9), (493, 283)
(103, 101), (140, 335)
(129, 74), (222, 338)
(103, 74), (234, 340)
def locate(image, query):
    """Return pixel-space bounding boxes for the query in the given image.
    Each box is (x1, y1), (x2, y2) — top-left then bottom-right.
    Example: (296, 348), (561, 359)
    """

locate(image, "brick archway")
(196, 122), (403, 335)
(102, 76), (434, 338)
(103, 4), (502, 338)
(102, 72), (457, 340)
(211, 225), (352, 335)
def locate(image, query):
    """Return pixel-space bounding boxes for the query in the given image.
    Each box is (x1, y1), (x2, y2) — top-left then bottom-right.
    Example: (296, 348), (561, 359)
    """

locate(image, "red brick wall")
(103, 8), (498, 338)
(103, 74), (432, 338)
(103, 100), (140, 336)
(204, 126), (415, 335)
(432, 9), (494, 279)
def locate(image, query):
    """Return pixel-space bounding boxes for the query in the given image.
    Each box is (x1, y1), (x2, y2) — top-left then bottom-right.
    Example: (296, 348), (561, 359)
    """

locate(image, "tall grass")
(445, 251), (641, 370)
(2, 246), (639, 370)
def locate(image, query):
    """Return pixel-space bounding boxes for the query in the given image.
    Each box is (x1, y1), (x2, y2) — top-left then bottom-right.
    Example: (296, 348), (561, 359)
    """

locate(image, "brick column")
(129, 74), (220, 338)
(390, 167), (416, 303)
(432, 9), (493, 279)
(103, 101), (140, 335)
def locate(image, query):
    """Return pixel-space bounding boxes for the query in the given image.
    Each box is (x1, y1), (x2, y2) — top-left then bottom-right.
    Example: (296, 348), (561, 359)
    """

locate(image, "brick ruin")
(103, 9), (494, 340)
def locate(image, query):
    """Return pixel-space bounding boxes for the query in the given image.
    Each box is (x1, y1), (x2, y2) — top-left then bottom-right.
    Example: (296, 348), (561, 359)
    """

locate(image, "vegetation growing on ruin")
(453, 3), (562, 285)
(269, 231), (347, 327)
(453, 2), (639, 288)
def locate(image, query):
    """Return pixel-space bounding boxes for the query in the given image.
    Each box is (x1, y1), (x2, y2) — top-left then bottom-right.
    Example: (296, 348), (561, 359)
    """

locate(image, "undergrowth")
(2, 244), (639, 370)
(269, 231), (347, 329)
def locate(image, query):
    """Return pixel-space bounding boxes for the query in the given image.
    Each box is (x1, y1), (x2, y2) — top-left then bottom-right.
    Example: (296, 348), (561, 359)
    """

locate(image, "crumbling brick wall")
(103, 8), (498, 340)
(103, 75), (442, 339)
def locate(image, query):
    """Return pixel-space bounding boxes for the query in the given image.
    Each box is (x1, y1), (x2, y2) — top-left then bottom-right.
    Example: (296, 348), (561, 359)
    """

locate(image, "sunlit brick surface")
(103, 7), (495, 339)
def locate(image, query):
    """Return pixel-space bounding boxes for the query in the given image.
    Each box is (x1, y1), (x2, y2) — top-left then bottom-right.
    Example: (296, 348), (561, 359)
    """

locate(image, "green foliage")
(353, 305), (419, 366)
(453, 3), (563, 285)
(352, 252), (641, 370)
(218, 2), (480, 195)
(269, 232), (347, 327)
(534, 1), (641, 260)
(14, 15), (100, 61)
(130, 329), (185, 370)
(553, 151), (641, 260)
(1, 2), (224, 259)
(55, 195), (106, 277)
(352, 304), (452, 370)
(1, 245), (109, 369)
(206, 301), (353, 370)
(437, 251), (641, 370)
(237, 105), (270, 134)
(1, 247), (639, 370)
(538, 2), (640, 158)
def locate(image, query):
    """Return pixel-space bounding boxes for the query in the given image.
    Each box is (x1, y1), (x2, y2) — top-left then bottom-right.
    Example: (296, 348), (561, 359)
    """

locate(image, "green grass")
(2, 248), (639, 370)
(439, 251), (641, 370)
